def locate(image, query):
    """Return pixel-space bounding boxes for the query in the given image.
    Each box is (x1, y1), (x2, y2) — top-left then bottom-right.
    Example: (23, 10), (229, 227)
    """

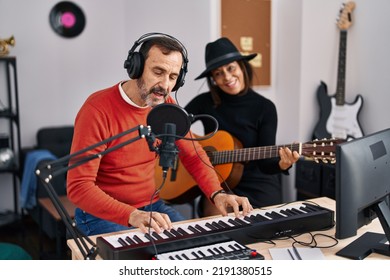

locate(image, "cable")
(146, 174), (167, 258)
(290, 232), (339, 249)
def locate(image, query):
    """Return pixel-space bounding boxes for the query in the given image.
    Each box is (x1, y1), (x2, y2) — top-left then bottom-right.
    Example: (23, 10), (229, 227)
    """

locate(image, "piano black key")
(152, 232), (164, 241)
(144, 233), (153, 241)
(300, 206), (313, 213)
(188, 225), (201, 234)
(254, 214), (269, 222)
(284, 209), (299, 216)
(163, 230), (175, 238)
(211, 221), (224, 230)
(125, 236), (137, 245)
(213, 247), (222, 254)
(227, 218), (242, 227)
(118, 237), (128, 247)
(290, 208), (304, 215)
(177, 227), (190, 236)
(219, 246), (228, 253)
(280, 209), (293, 217)
(207, 248), (216, 255)
(197, 250), (206, 257)
(244, 215), (256, 223)
(205, 222), (218, 231)
(234, 218), (248, 226)
(195, 224), (208, 233)
(175, 254), (182, 260)
(169, 228), (182, 237)
(133, 235), (144, 244)
(229, 244), (239, 251)
(218, 220), (231, 228)
(192, 251), (201, 259)
(265, 211), (284, 219)
(181, 253), (190, 260)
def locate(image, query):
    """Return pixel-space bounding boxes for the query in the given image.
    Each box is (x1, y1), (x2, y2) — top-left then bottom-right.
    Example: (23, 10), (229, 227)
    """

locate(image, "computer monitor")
(335, 128), (390, 259)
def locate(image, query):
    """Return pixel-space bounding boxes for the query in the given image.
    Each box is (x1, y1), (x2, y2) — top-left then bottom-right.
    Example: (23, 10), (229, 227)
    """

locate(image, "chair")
(21, 125), (74, 259)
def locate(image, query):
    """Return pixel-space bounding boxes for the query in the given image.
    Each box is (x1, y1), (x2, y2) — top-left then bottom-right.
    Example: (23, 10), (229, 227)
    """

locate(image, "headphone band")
(129, 32), (188, 66)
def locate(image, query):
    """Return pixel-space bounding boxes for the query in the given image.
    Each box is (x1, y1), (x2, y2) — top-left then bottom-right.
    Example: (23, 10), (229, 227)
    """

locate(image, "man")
(67, 33), (252, 236)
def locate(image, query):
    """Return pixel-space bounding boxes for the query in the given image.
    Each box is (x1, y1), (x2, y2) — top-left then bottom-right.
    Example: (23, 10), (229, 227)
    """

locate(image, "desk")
(39, 196), (76, 259)
(67, 197), (387, 260)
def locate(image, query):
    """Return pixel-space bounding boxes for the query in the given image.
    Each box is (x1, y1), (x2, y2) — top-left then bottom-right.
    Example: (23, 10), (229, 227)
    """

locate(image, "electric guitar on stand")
(313, 1), (364, 140)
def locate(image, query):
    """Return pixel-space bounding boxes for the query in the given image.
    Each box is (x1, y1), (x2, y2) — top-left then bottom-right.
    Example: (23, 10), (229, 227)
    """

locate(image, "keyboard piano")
(155, 240), (264, 260)
(96, 202), (334, 260)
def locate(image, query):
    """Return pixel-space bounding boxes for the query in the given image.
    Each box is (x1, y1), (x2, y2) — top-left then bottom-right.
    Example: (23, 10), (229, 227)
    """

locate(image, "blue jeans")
(74, 200), (185, 236)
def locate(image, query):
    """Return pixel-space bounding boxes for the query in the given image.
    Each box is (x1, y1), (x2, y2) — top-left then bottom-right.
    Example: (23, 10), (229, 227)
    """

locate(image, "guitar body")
(327, 93), (364, 140)
(313, 81), (364, 140)
(155, 130), (243, 204)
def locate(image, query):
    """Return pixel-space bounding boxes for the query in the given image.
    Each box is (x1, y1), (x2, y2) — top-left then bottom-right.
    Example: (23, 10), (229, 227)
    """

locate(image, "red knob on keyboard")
(250, 251), (258, 257)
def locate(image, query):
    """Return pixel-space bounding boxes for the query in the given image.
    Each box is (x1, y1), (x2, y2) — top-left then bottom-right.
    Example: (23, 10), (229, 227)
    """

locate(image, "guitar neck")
(336, 30), (347, 106)
(210, 143), (301, 165)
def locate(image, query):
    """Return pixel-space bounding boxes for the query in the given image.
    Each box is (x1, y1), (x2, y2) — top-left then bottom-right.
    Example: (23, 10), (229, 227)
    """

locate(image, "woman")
(185, 37), (299, 216)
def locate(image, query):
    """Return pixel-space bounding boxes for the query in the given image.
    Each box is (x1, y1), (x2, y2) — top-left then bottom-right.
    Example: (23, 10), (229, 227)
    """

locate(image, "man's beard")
(137, 77), (168, 107)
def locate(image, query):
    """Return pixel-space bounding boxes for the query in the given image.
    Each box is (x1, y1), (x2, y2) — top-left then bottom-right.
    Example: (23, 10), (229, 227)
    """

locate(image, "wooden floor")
(0, 214), (71, 260)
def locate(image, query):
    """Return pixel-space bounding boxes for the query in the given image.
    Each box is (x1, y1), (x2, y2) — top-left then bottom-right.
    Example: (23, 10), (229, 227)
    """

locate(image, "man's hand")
(129, 209), (172, 233)
(213, 192), (253, 217)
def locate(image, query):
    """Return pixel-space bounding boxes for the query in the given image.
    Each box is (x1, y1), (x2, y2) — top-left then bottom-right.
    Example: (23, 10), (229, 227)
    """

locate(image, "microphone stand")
(35, 125), (154, 260)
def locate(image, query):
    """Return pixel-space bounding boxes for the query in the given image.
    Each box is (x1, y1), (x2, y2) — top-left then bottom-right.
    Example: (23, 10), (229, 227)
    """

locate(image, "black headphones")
(124, 32), (188, 92)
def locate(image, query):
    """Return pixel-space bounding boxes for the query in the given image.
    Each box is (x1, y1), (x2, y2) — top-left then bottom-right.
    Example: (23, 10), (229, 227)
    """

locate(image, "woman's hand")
(278, 147), (300, 170)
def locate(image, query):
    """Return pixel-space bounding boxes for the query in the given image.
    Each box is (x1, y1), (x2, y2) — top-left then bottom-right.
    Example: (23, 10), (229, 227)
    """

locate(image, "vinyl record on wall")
(49, 1), (86, 38)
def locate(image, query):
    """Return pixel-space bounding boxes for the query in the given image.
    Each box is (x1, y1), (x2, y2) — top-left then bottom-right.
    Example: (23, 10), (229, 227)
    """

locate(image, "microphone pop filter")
(147, 103), (191, 138)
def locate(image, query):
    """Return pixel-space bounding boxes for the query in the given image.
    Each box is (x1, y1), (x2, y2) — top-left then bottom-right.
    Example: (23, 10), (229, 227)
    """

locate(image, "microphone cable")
(154, 113), (219, 142)
(146, 175), (167, 259)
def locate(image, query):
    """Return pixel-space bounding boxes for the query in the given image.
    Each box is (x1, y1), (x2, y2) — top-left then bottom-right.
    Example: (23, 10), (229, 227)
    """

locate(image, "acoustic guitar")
(155, 130), (340, 204)
(313, 1), (363, 141)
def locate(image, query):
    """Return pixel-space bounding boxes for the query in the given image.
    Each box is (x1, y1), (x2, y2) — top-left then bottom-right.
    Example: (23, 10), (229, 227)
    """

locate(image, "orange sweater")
(67, 83), (221, 226)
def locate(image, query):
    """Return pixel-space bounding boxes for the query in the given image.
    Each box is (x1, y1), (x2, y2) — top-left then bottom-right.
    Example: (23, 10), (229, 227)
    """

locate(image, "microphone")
(147, 103), (191, 179)
(146, 103), (219, 179)
(158, 123), (179, 174)
(146, 103), (192, 138)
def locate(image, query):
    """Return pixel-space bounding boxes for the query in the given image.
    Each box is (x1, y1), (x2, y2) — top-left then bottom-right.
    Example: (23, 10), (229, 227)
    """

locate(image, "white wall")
(1, 0), (389, 212)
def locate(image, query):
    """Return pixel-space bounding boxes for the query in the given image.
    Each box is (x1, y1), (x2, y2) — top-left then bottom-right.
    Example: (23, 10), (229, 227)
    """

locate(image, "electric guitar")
(313, 1), (364, 140)
(155, 130), (341, 204)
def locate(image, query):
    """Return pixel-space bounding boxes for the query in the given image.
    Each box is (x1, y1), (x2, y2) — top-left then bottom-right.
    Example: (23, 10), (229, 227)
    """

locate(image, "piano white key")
(155, 240), (245, 260)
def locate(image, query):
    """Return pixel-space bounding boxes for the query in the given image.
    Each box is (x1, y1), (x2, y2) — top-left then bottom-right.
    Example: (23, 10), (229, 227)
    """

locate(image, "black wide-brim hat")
(195, 37), (257, 80)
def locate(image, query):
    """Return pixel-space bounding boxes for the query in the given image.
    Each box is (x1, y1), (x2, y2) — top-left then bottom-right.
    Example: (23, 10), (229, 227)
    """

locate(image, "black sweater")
(185, 89), (285, 207)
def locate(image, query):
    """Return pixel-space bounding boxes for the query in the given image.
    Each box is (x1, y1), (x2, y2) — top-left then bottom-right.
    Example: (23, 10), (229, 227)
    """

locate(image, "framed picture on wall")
(221, 0), (271, 86)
